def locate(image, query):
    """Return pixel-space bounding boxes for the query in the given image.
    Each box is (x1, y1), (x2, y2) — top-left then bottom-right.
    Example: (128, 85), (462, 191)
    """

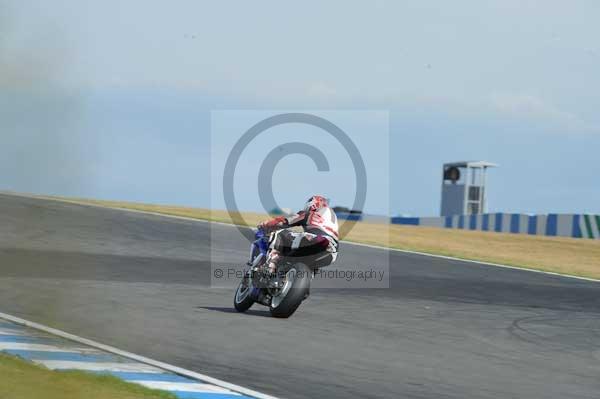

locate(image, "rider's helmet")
(304, 195), (328, 212)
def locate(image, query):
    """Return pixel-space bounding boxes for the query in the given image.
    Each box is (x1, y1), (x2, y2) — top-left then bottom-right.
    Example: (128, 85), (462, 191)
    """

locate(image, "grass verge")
(0, 352), (175, 399)
(44, 195), (600, 280)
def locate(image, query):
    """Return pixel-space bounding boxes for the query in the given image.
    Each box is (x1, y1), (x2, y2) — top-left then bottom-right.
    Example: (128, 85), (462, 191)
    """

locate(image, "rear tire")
(234, 275), (254, 312)
(269, 263), (311, 318)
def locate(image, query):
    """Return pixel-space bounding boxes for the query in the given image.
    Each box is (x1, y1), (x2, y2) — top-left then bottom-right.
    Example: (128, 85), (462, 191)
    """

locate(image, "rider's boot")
(266, 249), (281, 275)
(266, 250), (282, 288)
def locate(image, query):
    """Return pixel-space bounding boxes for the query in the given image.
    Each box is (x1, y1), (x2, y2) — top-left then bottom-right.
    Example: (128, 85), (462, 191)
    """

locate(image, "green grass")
(0, 353), (176, 399)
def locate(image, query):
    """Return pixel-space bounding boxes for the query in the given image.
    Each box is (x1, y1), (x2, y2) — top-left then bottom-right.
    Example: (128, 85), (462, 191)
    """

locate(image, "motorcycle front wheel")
(233, 273), (254, 312)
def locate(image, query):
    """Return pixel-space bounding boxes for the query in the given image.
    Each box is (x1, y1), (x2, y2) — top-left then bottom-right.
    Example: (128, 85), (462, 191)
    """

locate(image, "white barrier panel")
(475, 214), (483, 230)
(419, 217), (445, 228)
(361, 214), (391, 224)
(556, 214), (573, 237)
(518, 214), (529, 235)
(536, 215), (547, 236)
(501, 214), (511, 233)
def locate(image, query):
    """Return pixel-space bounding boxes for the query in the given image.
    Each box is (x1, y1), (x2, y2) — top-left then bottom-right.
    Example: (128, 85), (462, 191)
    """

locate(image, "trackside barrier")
(389, 213), (600, 240)
(338, 212), (390, 223)
(337, 212), (362, 222)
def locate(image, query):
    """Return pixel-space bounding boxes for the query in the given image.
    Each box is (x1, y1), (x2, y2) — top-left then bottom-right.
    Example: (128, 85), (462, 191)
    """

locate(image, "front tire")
(234, 274), (254, 312)
(269, 263), (311, 318)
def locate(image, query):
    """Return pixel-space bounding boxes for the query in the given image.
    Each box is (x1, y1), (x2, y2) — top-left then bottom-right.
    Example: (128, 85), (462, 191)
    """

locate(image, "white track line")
(26, 193), (597, 284)
(0, 329), (29, 336)
(137, 381), (241, 394)
(0, 312), (280, 399)
(0, 342), (95, 352)
(36, 360), (163, 373)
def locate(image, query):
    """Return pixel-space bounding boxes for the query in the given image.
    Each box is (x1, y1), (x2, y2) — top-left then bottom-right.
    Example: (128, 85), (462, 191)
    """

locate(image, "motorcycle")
(233, 227), (322, 318)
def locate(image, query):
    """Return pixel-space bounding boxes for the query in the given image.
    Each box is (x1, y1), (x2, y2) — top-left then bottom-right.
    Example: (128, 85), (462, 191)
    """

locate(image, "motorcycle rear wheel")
(269, 263), (311, 318)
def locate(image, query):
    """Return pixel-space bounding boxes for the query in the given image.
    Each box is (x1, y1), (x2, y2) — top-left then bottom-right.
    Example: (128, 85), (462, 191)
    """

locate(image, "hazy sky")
(1, 0), (599, 215)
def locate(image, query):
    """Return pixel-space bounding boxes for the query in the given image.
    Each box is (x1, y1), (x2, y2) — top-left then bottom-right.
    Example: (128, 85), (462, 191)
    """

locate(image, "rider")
(258, 195), (339, 275)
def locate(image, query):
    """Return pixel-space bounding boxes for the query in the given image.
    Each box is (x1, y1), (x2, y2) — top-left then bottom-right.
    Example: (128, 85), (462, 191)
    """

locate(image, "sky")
(1, 0), (599, 215)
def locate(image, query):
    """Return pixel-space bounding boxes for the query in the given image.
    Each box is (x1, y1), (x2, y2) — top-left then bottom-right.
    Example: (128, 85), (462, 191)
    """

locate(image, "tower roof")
(443, 161), (498, 168)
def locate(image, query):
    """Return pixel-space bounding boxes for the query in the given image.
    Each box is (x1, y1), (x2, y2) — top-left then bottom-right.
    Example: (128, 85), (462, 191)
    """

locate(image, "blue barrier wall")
(388, 213), (599, 239)
(390, 216), (419, 225)
(337, 212), (363, 222)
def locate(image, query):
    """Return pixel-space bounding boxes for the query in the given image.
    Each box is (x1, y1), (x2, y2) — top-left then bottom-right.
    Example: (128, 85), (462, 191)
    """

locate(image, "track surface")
(0, 193), (599, 399)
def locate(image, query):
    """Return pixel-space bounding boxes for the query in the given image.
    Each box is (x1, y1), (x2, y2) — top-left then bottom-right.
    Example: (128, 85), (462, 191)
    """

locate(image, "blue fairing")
(250, 228), (269, 262)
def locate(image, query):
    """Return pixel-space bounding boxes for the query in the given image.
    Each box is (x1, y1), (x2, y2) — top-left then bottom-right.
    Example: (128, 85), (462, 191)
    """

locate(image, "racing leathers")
(259, 202), (339, 274)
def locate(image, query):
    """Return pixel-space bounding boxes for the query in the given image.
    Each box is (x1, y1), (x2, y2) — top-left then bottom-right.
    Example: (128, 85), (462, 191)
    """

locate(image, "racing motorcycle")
(233, 227), (326, 318)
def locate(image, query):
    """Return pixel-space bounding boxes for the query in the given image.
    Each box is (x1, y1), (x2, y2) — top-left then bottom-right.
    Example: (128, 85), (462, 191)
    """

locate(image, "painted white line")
(0, 328), (29, 336)
(0, 312), (279, 399)
(35, 360), (164, 373)
(14, 192), (597, 284)
(137, 381), (241, 395)
(0, 342), (95, 352)
(0, 328), (51, 338)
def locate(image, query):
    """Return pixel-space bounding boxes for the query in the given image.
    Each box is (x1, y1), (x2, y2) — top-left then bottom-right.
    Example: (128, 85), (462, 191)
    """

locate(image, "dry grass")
(345, 223), (600, 279)
(0, 353), (175, 399)
(45, 195), (600, 280)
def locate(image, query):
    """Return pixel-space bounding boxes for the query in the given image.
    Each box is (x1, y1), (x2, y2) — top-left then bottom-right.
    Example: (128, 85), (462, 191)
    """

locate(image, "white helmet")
(303, 195), (328, 212)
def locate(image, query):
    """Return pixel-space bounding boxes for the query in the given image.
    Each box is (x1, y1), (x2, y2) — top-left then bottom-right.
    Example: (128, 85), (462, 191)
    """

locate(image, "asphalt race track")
(0, 193), (599, 399)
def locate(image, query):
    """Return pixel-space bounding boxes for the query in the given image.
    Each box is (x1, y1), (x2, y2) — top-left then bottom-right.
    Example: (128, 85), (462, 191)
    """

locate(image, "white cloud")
(306, 82), (338, 100)
(489, 92), (599, 134)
